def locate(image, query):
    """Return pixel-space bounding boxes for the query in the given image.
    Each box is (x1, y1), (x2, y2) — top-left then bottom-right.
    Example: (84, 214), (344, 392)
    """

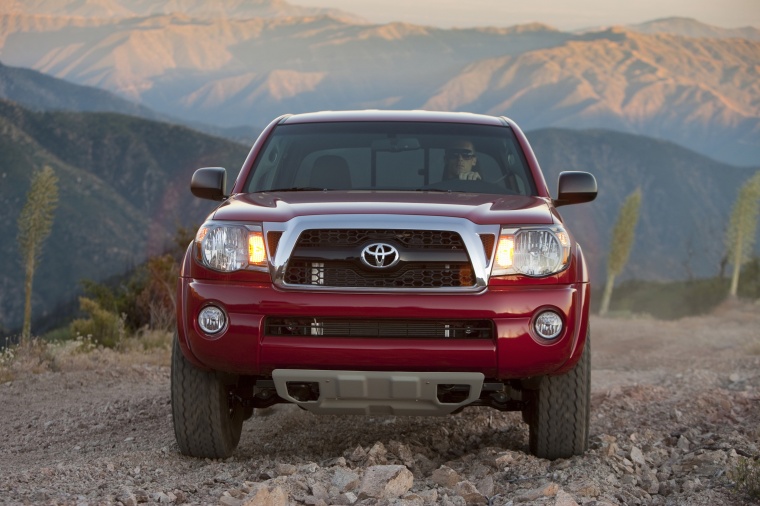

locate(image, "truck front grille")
(282, 229), (475, 289)
(266, 318), (493, 339)
(284, 261), (473, 288)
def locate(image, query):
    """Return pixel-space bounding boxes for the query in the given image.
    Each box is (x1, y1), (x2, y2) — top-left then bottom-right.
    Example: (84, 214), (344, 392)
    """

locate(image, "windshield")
(244, 121), (536, 196)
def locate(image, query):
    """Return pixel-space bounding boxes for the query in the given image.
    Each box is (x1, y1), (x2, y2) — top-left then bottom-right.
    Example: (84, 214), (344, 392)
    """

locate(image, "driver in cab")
(445, 140), (481, 181)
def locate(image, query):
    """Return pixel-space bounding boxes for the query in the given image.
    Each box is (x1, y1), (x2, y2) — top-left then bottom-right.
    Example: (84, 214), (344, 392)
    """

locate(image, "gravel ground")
(1, 303), (758, 505)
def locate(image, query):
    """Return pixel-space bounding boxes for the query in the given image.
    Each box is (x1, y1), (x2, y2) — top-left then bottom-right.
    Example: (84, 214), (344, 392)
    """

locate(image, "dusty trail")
(1, 304), (758, 505)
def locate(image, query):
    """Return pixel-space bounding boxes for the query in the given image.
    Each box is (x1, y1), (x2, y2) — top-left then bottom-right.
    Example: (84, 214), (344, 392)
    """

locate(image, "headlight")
(492, 226), (570, 277)
(195, 223), (268, 272)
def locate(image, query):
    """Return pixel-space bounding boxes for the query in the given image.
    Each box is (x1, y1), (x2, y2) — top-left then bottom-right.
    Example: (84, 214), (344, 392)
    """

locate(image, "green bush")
(69, 297), (125, 348)
(76, 226), (191, 334)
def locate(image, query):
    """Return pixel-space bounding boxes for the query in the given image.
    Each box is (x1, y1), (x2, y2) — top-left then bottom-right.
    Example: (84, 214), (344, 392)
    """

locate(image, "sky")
(291, 0), (760, 31)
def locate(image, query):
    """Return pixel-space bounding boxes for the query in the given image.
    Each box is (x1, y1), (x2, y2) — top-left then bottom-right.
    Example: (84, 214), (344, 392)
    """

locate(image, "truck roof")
(279, 109), (509, 126)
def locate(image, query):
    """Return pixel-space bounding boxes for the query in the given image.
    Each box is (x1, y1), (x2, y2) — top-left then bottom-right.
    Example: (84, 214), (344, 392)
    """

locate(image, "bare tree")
(17, 166), (59, 340)
(599, 188), (642, 316)
(725, 171), (760, 298)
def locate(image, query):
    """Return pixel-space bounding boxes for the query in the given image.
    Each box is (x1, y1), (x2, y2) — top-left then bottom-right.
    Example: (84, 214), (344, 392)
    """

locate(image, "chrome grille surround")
(265, 215), (501, 292)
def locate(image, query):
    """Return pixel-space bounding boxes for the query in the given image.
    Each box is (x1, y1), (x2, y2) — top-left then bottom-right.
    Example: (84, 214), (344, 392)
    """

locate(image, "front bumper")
(177, 278), (590, 380)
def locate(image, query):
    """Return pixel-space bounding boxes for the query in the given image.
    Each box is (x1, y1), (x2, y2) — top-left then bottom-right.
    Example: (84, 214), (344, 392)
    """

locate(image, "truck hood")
(210, 191), (556, 226)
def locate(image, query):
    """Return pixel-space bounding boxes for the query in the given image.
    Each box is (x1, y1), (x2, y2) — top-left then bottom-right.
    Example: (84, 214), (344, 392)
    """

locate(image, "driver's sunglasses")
(445, 148), (475, 161)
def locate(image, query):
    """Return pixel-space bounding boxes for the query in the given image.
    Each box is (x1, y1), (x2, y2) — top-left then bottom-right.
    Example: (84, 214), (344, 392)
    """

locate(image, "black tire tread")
(528, 336), (591, 460)
(171, 336), (243, 459)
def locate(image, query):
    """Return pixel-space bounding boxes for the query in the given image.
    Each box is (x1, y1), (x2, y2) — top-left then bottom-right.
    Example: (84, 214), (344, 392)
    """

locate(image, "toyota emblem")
(361, 243), (400, 269)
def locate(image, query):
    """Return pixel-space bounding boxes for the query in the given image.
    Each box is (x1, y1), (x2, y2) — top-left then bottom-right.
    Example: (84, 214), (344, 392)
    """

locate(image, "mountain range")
(0, 88), (756, 332)
(0, 1), (758, 332)
(0, 61), (260, 141)
(0, 0), (757, 165)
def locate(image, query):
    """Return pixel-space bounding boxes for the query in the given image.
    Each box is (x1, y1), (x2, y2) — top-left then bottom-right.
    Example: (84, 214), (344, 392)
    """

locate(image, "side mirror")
(191, 167), (228, 201)
(553, 171), (597, 207)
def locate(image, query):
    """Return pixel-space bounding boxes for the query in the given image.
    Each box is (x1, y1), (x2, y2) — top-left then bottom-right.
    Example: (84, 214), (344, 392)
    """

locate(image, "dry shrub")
(730, 457), (760, 501)
(120, 328), (173, 354)
(63, 328), (171, 368)
(0, 330), (172, 383)
(0, 337), (89, 382)
(134, 254), (178, 331)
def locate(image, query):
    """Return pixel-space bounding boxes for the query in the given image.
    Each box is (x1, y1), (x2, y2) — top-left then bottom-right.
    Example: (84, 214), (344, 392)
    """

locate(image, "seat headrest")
(310, 155), (351, 190)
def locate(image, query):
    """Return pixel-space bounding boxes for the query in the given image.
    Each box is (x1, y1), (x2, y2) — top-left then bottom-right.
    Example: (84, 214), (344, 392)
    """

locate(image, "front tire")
(524, 336), (590, 460)
(171, 335), (244, 458)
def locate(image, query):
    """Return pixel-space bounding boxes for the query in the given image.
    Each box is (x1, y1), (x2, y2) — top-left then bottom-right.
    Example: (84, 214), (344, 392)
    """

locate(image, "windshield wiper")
(267, 187), (326, 192)
(414, 188), (459, 193)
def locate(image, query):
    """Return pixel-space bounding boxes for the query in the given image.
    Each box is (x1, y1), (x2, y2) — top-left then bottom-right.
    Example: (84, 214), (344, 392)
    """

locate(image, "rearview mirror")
(191, 167), (228, 201)
(371, 137), (421, 152)
(553, 171), (597, 207)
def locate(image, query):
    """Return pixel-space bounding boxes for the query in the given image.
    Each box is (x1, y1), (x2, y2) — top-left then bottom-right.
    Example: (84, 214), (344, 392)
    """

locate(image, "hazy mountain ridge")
(0, 100), (248, 332)
(0, 13), (569, 91)
(0, 61), (262, 141)
(0, 8), (756, 164)
(2, 0), (366, 23)
(626, 16), (760, 41)
(425, 28), (760, 165)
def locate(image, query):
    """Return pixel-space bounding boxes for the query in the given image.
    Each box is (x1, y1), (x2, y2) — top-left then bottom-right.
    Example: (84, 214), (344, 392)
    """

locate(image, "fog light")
(534, 311), (563, 339)
(198, 306), (227, 334)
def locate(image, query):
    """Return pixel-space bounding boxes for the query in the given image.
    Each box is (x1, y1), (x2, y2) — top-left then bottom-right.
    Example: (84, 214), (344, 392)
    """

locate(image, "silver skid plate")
(272, 369), (484, 416)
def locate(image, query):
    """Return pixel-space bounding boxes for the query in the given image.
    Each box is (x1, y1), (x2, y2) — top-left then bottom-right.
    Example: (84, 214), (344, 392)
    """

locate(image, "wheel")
(171, 335), (244, 458)
(524, 336), (590, 460)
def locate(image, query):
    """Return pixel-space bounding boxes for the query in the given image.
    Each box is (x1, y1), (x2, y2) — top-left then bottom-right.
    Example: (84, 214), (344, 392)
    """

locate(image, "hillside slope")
(0, 61), (162, 118)
(0, 100), (248, 332)
(529, 129), (755, 282)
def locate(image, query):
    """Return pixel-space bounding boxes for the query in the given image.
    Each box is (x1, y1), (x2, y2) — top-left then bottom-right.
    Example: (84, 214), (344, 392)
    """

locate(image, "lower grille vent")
(266, 318), (493, 339)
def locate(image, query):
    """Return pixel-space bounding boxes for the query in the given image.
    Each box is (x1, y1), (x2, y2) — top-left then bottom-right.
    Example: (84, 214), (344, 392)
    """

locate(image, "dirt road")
(1, 303), (758, 505)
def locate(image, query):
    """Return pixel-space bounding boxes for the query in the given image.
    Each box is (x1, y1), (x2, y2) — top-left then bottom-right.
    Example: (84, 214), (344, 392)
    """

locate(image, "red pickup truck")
(172, 110), (597, 460)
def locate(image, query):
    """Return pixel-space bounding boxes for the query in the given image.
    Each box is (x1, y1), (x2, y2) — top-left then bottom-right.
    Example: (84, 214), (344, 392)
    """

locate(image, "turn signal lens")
(249, 232), (267, 266)
(494, 236), (514, 269)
